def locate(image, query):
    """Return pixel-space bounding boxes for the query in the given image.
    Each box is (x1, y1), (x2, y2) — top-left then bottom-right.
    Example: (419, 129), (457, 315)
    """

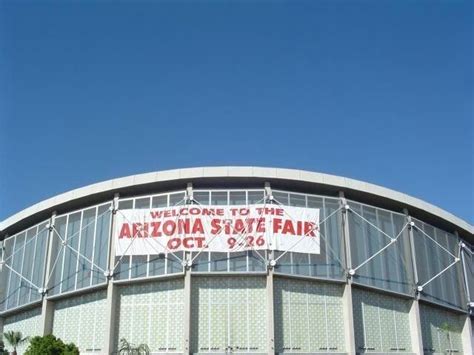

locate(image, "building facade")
(0, 167), (473, 355)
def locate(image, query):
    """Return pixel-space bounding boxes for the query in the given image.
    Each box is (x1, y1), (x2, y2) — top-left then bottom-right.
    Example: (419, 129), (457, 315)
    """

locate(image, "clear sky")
(0, 0), (472, 224)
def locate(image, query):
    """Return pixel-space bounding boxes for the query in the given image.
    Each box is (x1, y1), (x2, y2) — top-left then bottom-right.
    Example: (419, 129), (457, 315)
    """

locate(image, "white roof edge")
(1, 166), (472, 234)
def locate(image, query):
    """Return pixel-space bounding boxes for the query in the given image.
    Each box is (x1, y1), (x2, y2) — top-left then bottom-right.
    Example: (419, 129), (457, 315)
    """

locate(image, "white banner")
(115, 204), (320, 256)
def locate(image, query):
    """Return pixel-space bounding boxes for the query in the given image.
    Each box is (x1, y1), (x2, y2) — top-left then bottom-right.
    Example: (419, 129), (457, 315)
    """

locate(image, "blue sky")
(0, 0), (472, 223)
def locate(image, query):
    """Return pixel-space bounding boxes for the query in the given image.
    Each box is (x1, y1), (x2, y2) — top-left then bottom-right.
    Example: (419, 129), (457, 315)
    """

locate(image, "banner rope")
(346, 208), (394, 243)
(351, 223), (409, 273)
(52, 225), (106, 274)
(3, 263), (40, 290)
(412, 223), (458, 259)
(273, 204), (342, 263)
(420, 256), (460, 289)
(409, 223), (461, 290)
(271, 197), (346, 269)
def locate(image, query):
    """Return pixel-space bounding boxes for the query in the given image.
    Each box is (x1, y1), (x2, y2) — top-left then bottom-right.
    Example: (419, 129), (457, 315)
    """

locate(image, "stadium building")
(0, 167), (473, 355)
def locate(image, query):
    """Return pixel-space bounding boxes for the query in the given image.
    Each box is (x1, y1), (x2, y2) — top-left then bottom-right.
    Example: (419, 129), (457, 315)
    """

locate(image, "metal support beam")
(186, 182), (193, 202)
(0, 239), (8, 305)
(40, 211), (56, 335)
(458, 231), (472, 306)
(339, 192), (356, 355)
(404, 209), (420, 294)
(264, 182), (272, 201)
(104, 194), (119, 355)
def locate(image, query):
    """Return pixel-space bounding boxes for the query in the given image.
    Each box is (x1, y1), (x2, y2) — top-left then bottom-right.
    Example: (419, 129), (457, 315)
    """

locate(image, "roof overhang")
(1, 167), (472, 241)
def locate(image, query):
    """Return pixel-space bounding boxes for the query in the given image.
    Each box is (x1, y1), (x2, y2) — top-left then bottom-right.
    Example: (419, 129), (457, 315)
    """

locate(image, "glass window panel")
(134, 197), (150, 209)
(376, 210), (399, 291)
(131, 255), (148, 278)
(289, 193), (306, 207)
(50, 216), (67, 295)
(362, 206), (385, 288)
(7, 233), (25, 309)
(169, 192), (185, 206)
(92, 204), (110, 285)
(77, 208), (96, 289)
(307, 196), (324, 209)
(166, 252), (184, 274)
(248, 251), (266, 271)
(151, 195), (167, 208)
(274, 251), (292, 274)
(193, 191), (210, 205)
(192, 252), (210, 272)
(211, 191), (227, 205)
(19, 227), (37, 305)
(438, 231), (456, 305)
(350, 203), (393, 290)
(273, 191), (289, 205)
(423, 224), (445, 301)
(229, 191), (246, 205)
(414, 220), (465, 308)
(149, 255), (166, 276)
(31, 223), (48, 303)
(62, 212), (81, 293)
(324, 199), (344, 279)
(247, 191), (264, 205)
(1, 238), (14, 311)
(115, 256), (130, 280)
(118, 200), (133, 210)
(292, 252), (310, 276)
(210, 252), (228, 272)
(229, 251), (247, 272)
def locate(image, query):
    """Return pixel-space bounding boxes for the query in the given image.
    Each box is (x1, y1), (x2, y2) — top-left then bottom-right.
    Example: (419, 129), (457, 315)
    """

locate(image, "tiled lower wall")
(352, 287), (412, 353)
(53, 290), (108, 353)
(115, 279), (185, 353)
(191, 276), (267, 354)
(3, 306), (42, 354)
(419, 303), (464, 354)
(274, 277), (346, 353)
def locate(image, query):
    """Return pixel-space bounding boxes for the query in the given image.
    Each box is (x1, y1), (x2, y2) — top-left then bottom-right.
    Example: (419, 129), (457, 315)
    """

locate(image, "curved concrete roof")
(1, 167), (472, 237)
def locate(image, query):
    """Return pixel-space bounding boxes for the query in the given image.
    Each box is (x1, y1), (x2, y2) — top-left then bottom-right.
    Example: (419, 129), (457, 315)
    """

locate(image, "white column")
(459, 234), (471, 305)
(182, 182), (193, 355)
(461, 315), (473, 355)
(339, 192), (356, 355)
(40, 211), (56, 335)
(264, 182), (276, 355)
(182, 254), (192, 355)
(341, 284), (355, 355)
(408, 299), (424, 355)
(404, 209), (424, 355)
(104, 194), (119, 355)
(266, 263), (275, 355)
